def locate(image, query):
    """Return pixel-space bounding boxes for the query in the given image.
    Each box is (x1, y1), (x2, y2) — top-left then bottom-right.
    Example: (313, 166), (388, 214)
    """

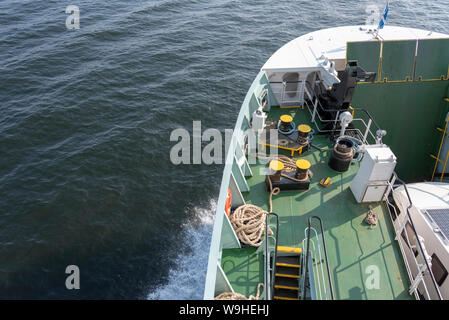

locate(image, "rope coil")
(229, 204), (272, 247)
(229, 155), (309, 247)
(365, 205), (378, 228)
(214, 283), (264, 300)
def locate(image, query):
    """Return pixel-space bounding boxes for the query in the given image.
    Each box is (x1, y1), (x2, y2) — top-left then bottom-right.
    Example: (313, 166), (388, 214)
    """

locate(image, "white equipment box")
(350, 145), (397, 203)
(252, 109), (267, 132)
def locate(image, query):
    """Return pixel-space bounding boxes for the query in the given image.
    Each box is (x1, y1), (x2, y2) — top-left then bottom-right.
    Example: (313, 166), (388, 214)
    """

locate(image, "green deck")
(222, 107), (412, 300)
(221, 247), (264, 298)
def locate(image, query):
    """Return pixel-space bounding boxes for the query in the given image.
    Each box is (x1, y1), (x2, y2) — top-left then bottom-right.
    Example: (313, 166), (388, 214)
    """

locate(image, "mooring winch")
(296, 124), (312, 153)
(266, 158), (312, 191)
(328, 137), (354, 172)
(278, 115), (295, 135)
(259, 115), (313, 156)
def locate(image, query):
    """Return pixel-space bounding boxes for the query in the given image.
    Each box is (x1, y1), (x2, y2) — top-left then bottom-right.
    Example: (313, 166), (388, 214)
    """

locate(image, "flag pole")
(374, 1), (389, 39)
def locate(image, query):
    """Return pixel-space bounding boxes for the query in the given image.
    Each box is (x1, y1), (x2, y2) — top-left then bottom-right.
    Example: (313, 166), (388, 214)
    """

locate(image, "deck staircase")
(273, 246), (302, 300)
(263, 214), (334, 300)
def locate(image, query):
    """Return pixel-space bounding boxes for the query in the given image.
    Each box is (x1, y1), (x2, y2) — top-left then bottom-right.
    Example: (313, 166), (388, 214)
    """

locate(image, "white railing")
(270, 81), (305, 106)
(303, 82), (382, 146)
(261, 213), (279, 300)
(385, 173), (443, 300)
(300, 216), (334, 300)
(301, 230), (328, 300)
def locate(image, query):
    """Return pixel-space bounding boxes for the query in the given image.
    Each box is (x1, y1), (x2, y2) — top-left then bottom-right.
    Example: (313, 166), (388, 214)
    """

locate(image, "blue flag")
(378, 2), (389, 29)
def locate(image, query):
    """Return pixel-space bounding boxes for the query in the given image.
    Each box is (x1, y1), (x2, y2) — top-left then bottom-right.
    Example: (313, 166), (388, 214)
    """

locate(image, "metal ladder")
(430, 98), (449, 181)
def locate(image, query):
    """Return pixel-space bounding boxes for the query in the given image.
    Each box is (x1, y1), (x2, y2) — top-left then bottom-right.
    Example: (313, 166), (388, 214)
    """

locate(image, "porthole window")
(431, 254), (448, 287)
(401, 222), (418, 257)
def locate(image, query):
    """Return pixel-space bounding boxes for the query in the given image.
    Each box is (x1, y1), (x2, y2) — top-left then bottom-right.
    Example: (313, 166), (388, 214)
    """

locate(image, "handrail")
(271, 79), (381, 137)
(273, 78), (381, 132)
(301, 228), (326, 299)
(305, 81), (382, 126)
(302, 216), (334, 300)
(269, 80), (306, 106)
(392, 176), (443, 300)
(264, 212), (279, 300)
(303, 81), (382, 144)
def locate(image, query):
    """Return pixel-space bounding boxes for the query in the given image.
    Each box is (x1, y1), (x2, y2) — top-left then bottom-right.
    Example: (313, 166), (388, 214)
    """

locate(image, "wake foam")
(147, 199), (216, 300)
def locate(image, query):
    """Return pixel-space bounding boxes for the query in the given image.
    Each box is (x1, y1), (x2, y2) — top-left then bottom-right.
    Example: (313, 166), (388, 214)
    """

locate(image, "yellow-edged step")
(277, 246), (302, 254)
(276, 262), (300, 268)
(274, 278), (299, 290)
(274, 285), (299, 291)
(276, 255), (301, 268)
(273, 287), (299, 300)
(274, 296), (299, 301)
(275, 273), (300, 279)
(273, 246), (301, 300)
(275, 266), (300, 279)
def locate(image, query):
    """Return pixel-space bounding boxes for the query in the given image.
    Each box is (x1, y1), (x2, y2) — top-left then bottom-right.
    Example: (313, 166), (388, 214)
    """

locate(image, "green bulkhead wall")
(381, 40), (416, 81)
(347, 38), (449, 181)
(415, 38), (449, 80)
(347, 41), (381, 81)
(352, 81), (449, 181)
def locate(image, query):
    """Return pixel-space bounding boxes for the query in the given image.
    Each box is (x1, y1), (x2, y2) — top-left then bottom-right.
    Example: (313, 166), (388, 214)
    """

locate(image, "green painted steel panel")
(221, 247), (264, 297)
(381, 40), (416, 81)
(346, 41), (380, 80)
(415, 38), (449, 80)
(352, 80), (449, 181)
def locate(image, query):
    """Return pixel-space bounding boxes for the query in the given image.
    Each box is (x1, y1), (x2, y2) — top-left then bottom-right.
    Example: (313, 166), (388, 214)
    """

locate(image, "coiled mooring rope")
(229, 204), (272, 247)
(214, 283), (264, 300)
(229, 155), (312, 247)
(365, 205), (378, 228)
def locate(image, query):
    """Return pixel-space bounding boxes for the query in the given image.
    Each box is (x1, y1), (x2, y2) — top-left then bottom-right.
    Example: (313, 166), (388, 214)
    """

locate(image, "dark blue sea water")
(1, 0), (448, 299)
